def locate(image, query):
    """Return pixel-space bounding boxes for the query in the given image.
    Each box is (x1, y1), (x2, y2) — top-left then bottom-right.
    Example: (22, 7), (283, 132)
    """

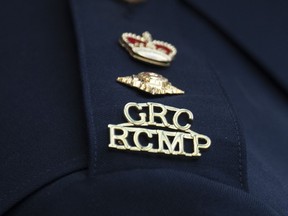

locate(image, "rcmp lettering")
(108, 102), (211, 157)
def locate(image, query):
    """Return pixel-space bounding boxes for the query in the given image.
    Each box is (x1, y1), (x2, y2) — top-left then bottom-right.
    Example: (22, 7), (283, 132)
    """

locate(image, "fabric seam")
(70, 0), (99, 176)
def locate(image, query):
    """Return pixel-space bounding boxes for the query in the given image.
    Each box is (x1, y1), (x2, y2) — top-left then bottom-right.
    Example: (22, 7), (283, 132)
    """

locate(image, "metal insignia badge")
(119, 31), (177, 66)
(108, 102), (211, 157)
(117, 72), (184, 95)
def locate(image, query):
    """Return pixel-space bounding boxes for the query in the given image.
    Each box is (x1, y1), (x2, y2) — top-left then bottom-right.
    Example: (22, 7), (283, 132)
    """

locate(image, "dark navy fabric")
(3, 170), (279, 216)
(71, 0), (247, 189)
(181, 0), (288, 212)
(185, 0), (288, 93)
(0, 0), (287, 215)
(0, 0), (88, 214)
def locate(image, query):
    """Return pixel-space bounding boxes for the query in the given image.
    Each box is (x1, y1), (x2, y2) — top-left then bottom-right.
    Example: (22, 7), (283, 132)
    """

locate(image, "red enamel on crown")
(120, 32), (177, 66)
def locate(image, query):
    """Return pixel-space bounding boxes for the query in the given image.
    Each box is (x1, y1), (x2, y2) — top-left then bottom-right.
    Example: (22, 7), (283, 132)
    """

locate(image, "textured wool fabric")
(0, 0), (88, 214)
(71, 0), (247, 188)
(0, 0), (287, 215)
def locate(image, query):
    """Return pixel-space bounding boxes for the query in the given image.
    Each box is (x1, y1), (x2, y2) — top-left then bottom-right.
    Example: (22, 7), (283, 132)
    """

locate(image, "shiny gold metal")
(119, 32), (177, 66)
(117, 72), (184, 95)
(108, 102), (211, 157)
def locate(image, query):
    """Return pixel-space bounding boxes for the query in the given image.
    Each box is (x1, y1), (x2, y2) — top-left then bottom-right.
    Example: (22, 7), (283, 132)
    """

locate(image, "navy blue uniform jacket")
(0, 0), (287, 215)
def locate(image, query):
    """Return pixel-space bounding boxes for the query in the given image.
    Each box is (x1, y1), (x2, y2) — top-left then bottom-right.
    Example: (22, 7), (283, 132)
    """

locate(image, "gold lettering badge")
(108, 102), (211, 157)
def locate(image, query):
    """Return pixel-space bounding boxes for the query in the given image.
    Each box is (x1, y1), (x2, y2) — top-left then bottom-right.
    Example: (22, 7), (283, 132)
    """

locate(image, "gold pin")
(117, 72), (184, 95)
(108, 102), (211, 157)
(119, 32), (177, 66)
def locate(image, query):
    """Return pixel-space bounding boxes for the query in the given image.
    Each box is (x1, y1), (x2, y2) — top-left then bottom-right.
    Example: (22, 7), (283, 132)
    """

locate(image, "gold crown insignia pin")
(119, 31), (177, 66)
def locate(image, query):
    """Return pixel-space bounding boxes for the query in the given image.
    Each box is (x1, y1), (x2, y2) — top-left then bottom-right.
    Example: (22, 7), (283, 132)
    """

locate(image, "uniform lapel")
(70, 0), (247, 190)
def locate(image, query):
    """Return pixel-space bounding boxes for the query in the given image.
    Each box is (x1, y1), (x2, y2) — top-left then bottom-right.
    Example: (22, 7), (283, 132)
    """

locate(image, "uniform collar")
(70, 0), (247, 189)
